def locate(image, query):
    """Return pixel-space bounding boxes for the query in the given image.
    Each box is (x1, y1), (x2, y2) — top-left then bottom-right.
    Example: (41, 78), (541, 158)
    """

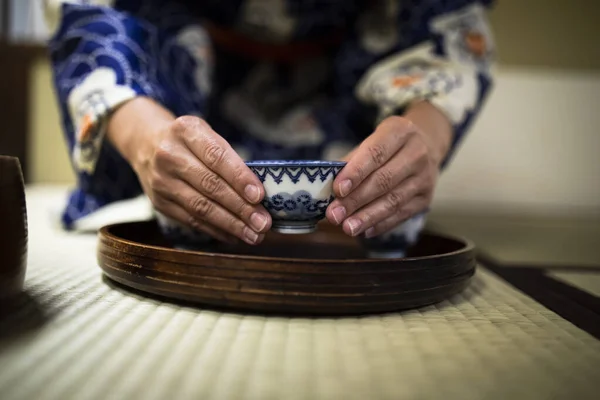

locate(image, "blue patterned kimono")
(45, 0), (495, 248)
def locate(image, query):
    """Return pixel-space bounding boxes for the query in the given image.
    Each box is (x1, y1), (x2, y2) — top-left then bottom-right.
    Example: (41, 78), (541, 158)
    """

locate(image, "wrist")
(403, 101), (453, 166)
(106, 97), (175, 172)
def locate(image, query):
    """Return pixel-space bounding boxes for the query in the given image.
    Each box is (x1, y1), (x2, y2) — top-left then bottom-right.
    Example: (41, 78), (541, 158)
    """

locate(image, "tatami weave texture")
(1, 187), (599, 400)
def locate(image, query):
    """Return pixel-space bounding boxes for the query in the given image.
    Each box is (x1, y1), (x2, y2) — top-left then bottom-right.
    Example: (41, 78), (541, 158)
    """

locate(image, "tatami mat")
(1, 187), (599, 400)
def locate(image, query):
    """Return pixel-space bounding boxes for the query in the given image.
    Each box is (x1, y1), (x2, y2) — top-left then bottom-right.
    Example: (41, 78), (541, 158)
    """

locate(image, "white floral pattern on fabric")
(43, 0), (116, 35)
(355, 2), (494, 125)
(68, 67), (136, 174)
(355, 43), (478, 123)
(174, 26), (214, 96)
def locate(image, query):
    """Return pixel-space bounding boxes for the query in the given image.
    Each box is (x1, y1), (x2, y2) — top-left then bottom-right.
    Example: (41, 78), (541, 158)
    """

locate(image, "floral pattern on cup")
(265, 190), (333, 221)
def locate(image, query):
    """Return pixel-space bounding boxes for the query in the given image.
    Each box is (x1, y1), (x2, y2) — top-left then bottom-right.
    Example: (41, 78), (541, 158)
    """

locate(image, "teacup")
(359, 213), (427, 258)
(155, 211), (213, 249)
(246, 160), (346, 234)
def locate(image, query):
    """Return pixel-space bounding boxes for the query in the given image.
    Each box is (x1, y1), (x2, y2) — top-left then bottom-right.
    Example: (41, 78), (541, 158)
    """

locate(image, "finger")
(175, 155), (272, 233)
(363, 200), (430, 239)
(333, 116), (416, 198)
(162, 180), (266, 245)
(151, 142), (271, 233)
(340, 178), (425, 237)
(154, 196), (237, 244)
(174, 116), (265, 204)
(326, 137), (428, 223)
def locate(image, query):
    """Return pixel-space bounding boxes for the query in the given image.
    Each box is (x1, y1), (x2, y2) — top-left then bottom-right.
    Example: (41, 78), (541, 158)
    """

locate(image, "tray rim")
(100, 254), (475, 294)
(99, 221), (475, 265)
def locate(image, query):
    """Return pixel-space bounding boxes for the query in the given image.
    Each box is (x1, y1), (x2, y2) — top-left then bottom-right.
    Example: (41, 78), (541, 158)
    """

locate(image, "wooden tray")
(98, 221), (476, 315)
(0, 156), (27, 300)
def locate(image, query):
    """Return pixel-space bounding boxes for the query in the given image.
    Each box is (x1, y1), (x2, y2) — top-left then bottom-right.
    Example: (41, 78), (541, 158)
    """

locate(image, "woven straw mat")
(0, 187), (599, 400)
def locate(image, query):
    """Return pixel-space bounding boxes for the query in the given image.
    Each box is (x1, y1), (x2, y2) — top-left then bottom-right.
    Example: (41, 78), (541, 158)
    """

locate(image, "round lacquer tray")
(98, 221), (476, 315)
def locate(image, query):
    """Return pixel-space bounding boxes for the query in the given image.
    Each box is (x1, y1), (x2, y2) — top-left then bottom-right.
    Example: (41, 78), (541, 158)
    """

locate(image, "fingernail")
(331, 206), (346, 225)
(339, 180), (352, 197)
(243, 226), (259, 244)
(365, 227), (376, 238)
(245, 184), (260, 203)
(250, 212), (268, 232)
(346, 218), (363, 236)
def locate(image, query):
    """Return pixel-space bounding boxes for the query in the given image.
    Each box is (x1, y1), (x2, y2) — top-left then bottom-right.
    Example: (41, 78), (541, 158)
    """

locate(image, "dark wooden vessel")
(98, 221), (475, 315)
(0, 156), (27, 300)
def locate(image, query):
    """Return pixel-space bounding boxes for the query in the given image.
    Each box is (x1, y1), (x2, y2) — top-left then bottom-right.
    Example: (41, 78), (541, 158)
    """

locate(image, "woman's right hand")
(107, 97), (271, 245)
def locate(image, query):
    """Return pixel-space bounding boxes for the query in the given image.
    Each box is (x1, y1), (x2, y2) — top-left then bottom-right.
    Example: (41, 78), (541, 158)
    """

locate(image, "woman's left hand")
(326, 106), (452, 238)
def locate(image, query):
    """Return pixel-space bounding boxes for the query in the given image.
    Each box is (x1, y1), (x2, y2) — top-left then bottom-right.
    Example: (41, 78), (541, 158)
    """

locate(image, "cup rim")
(245, 160), (347, 168)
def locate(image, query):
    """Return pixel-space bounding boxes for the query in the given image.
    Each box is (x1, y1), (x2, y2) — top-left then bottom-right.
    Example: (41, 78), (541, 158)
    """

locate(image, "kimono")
(44, 0), (495, 251)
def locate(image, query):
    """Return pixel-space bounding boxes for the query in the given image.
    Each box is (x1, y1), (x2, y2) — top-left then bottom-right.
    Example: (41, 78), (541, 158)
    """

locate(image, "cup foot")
(272, 222), (317, 235)
(366, 250), (406, 259)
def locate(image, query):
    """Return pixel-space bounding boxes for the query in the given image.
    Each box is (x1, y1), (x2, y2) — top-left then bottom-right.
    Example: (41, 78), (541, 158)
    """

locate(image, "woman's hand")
(107, 97), (271, 245)
(326, 101), (452, 238)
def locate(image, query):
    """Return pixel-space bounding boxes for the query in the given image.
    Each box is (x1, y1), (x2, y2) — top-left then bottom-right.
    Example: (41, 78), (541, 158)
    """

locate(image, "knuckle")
(386, 190), (405, 213)
(397, 208), (412, 222)
(171, 116), (196, 138)
(235, 199), (252, 219)
(383, 116), (415, 139)
(232, 163), (250, 183)
(353, 163), (368, 182)
(418, 169), (436, 191)
(148, 171), (165, 191)
(154, 140), (176, 166)
(187, 217), (200, 230)
(188, 217), (205, 232)
(233, 218), (247, 236)
(374, 168), (395, 193)
(344, 195), (361, 214)
(172, 116), (211, 142)
(172, 115), (198, 132)
(150, 195), (166, 211)
(198, 170), (222, 196)
(394, 115), (417, 132)
(222, 217), (244, 238)
(368, 143), (387, 167)
(404, 178), (419, 194)
(413, 142), (429, 163)
(189, 196), (213, 218)
(203, 142), (227, 169)
(422, 175), (435, 192)
(360, 209), (375, 226)
(384, 115), (409, 128)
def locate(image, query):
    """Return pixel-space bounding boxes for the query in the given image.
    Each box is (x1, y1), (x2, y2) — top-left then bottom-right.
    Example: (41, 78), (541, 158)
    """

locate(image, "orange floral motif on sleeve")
(464, 31), (486, 58)
(77, 114), (94, 142)
(391, 75), (421, 87)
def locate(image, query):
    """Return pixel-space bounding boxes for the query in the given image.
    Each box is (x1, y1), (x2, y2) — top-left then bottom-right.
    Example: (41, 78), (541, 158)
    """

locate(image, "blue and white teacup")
(246, 160), (346, 234)
(155, 211), (213, 250)
(359, 213), (427, 258)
